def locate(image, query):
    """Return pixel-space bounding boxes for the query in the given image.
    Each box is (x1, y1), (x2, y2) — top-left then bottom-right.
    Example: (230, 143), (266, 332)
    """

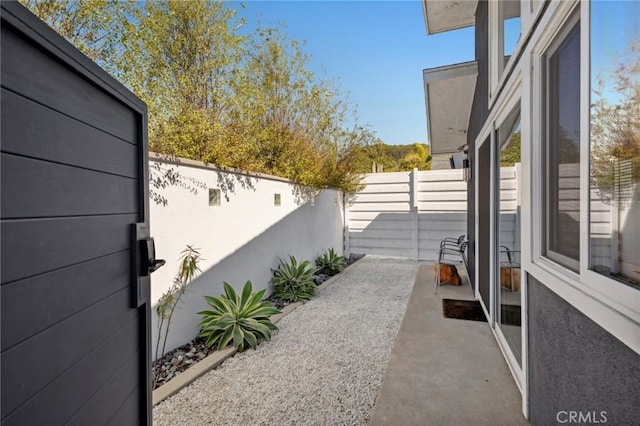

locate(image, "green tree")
(20, 0), (373, 194)
(346, 140), (397, 173)
(19, 0), (134, 70)
(399, 143), (432, 170)
(231, 28), (319, 178)
(347, 141), (431, 173)
(117, 1), (246, 161)
(591, 38), (640, 205)
(231, 26), (372, 191)
(20, 0), (214, 205)
(500, 131), (521, 167)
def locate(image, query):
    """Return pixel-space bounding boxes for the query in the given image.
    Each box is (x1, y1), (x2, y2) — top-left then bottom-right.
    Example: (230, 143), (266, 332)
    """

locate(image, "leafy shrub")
(315, 248), (346, 276)
(270, 255), (317, 302)
(198, 281), (280, 351)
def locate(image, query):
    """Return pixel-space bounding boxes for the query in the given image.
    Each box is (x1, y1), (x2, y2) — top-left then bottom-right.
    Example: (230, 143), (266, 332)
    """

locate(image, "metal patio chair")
(500, 245), (521, 292)
(440, 234), (466, 250)
(435, 235), (468, 294)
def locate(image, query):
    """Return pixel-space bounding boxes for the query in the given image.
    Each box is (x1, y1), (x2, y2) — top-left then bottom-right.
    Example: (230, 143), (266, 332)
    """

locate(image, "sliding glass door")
(478, 137), (492, 312)
(495, 106), (522, 368)
(476, 99), (523, 383)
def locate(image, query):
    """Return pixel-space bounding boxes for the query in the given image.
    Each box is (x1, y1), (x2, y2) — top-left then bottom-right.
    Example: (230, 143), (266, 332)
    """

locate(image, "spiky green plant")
(198, 281), (280, 351)
(315, 248), (346, 276)
(154, 245), (202, 388)
(270, 255), (317, 302)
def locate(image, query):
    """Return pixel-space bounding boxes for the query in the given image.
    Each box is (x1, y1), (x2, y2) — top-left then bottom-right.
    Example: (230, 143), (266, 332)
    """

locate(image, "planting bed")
(152, 337), (218, 389)
(153, 256), (417, 425)
(152, 253), (365, 389)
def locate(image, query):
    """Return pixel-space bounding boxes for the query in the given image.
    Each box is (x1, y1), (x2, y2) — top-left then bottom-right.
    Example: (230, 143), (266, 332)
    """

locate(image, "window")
(274, 193), (281, 207)
(490, 0), (521, 101)
(589, 1), (640, 289)
(527, 0), (639, 354)
(542, 13), (581, 271)
(496, 104), (522, 367)
(208, 188), (221, 206)
(502, 0), (521, 73)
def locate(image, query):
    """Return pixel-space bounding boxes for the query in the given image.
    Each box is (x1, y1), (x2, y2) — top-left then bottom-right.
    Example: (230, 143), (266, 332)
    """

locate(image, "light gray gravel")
(153, 256), (418, 426)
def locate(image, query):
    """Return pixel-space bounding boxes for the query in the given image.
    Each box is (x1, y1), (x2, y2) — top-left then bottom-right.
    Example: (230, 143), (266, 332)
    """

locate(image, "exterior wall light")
(463, 157), (471, 182)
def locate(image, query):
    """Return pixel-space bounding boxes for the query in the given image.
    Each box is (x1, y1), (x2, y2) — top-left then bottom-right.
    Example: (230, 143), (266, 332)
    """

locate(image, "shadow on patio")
(370, 264), (529, 425)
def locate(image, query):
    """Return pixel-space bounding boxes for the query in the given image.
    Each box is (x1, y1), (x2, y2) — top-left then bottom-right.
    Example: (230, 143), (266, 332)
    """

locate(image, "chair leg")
(463, 253), (468, 274)
(435, 261), (441, 295)
(461, 254), (469, 285)
(510, 267), (515, 292)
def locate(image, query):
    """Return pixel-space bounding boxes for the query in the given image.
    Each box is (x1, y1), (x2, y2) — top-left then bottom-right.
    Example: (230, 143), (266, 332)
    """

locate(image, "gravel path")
(153, 256), (418, 426)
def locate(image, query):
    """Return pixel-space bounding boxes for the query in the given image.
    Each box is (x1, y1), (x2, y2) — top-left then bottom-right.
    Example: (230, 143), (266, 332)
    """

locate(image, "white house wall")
(149, 159), (344, 357)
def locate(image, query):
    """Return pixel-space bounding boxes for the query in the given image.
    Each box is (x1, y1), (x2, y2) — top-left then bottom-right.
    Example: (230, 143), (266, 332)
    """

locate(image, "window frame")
(578, 0), (640, 330)
(474, 75), (527, 403)
(494, 98), (525, 385)
(541, 9), (581, 272)
(521, 0), (545, 35)
(527, 0), (640, 354)
(489, 0), (524, 108)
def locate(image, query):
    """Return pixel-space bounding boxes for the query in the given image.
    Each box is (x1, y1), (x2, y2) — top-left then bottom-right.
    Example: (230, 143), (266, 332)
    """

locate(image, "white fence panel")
(349, 163), (622, 274)
(348, 167), (519, 261)
(347, 172), (415, 258)
(416, 169), (469, 260)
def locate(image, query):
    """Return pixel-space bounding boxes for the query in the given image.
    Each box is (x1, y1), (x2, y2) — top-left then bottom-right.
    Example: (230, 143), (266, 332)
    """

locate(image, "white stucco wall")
(149, 158), (344, 358)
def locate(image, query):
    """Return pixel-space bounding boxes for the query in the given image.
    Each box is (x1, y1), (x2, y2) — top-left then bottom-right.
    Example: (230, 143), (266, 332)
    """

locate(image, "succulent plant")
(270, 255), (317, 302)
(315, 248), (346, 276)
(198, 281), (280, 351)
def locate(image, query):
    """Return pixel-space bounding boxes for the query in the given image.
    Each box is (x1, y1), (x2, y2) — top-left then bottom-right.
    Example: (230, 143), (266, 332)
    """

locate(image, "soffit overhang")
(423, 61), (478, 155)
(422, 0), (477, 35)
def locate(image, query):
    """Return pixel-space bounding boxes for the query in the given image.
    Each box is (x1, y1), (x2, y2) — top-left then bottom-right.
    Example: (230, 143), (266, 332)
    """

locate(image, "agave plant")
(315, 248), (346, 276)
(270, 255), (317, 302)
(198, 281), (281, 351)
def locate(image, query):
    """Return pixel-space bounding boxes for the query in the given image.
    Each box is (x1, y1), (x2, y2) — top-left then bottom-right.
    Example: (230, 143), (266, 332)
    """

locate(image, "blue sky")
(231, 0), (475, 146)
(591, 0), (639, 103)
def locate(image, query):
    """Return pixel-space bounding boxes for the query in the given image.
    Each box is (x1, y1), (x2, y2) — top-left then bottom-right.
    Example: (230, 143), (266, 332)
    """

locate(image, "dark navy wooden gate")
(1, 2), (152, 424)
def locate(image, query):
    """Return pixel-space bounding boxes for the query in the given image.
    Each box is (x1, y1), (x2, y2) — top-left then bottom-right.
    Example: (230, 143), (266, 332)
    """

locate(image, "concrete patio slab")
(370, 264), (529, 426)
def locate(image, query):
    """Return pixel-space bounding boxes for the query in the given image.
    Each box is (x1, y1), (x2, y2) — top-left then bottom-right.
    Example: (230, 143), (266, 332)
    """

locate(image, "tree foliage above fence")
(500, 132), (521, 167)
(21, 0), (377, 193)
(346, 142), (432, 173)
(591, 37), (640, 206)
(19, 0), (135, 67)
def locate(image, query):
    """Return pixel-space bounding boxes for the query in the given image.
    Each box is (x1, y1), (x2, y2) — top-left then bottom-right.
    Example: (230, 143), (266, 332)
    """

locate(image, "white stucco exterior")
(149, 158), (344, 357)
